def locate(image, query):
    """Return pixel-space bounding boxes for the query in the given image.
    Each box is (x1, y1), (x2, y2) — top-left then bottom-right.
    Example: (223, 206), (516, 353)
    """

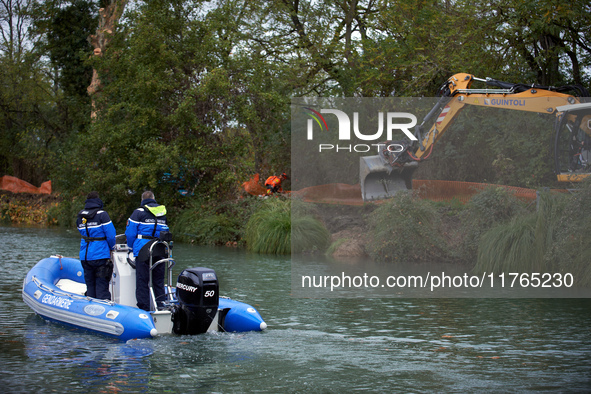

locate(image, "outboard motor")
(172, 267), (219, 335)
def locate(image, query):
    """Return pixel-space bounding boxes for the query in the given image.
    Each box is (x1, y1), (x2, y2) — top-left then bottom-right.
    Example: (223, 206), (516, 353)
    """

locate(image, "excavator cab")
(555, 103), (591, 182)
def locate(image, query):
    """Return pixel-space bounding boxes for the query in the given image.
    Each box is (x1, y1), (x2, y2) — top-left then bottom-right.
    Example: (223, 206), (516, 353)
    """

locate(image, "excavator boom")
(360, 73), (590, 201)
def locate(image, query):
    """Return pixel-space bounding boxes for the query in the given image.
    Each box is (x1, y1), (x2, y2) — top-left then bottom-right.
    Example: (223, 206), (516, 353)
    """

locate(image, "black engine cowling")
(172, 267), (219, 335)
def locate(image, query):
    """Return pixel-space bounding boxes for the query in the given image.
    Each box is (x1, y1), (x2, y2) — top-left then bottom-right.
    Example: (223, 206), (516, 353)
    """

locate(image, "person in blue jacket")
(125, 190), (170, 311)
(76, 191), (117, 300)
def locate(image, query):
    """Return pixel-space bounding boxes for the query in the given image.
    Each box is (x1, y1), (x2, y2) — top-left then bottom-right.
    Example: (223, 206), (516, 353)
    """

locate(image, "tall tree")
(74, 0), (258, 222)
(477, 0), (591, 86)
(31, 0), (99, 137)
(87, 0), (127, 118)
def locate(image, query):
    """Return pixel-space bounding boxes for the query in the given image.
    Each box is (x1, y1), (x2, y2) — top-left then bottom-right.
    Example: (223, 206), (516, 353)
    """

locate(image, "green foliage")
(0, 0), (65, 186)
(292, 215), (331, 254)
(3, 0), (591, 246)
(463, 186), (528, 225)
(47, 0), (294, 219)
(366, 191), (448, 263)
(174, 211), (239, 246)
(545, 180), (591, 286)
(243, 198), (330, 255)
(472, 187), (591, 287)
(414, 106), (561, 188)
(291, 198), (321, 219)
(325, 238), (347, 257)
(475, 214), (540, 274)
(245, 198), (291, 255)
(290, 198), (331, 253)
(36, 0), (98, 99)
(457, 186), (529, 262)
(171, 195), (265, 246)
(433, 197), (465, 215)
(52, 195), (86, 228)
(488, 0), (591, 86)
(472, 184), (591, 287)
(60, 1), (246, 217)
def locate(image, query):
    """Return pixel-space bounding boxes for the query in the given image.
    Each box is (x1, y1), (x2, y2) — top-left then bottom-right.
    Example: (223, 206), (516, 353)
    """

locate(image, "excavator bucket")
(360, 156), (418, 201)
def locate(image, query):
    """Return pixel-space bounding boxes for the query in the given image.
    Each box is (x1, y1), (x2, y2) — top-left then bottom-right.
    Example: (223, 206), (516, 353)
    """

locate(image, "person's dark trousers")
(81, 258), (112, 300)
(135, 254), (166, 311)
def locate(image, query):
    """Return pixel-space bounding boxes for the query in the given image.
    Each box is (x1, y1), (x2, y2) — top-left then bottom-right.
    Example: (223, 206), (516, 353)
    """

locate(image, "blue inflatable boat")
(22, 243), (266, 341)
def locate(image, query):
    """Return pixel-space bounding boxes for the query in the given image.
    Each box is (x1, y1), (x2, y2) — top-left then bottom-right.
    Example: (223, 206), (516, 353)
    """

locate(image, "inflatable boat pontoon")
(22, 240), (266, 341)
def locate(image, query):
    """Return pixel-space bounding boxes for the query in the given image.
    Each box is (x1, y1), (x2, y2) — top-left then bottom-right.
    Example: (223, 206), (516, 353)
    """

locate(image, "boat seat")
(56, 279), (87, 295)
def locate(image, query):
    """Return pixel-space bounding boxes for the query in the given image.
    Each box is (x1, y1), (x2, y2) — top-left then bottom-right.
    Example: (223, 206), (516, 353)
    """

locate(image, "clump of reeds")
(244, 198), (330, 254)
(245, 198), (291, 254)
(474, 214), (540, 273)
(291, 215), (331, 254)
(545, 180), (591, 286)
(459, 186), (528, 262)
(473, 188), (591, 285)
(366, 191), (447, 263)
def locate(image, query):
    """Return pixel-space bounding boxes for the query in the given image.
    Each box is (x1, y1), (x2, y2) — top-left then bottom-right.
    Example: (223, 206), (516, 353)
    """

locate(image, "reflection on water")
(22, 315), (152, 392)
(1, 225), (591, 392)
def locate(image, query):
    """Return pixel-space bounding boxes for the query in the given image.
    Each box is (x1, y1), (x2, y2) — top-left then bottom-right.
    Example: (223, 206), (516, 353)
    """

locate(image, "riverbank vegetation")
(1, 1), (590, 281)
(2, 1), (590, 227)
(358, 180), (591, 286)
(244, 198), (330, 255)
(3, 178), (591, 286)
(472, 183), (591, 286)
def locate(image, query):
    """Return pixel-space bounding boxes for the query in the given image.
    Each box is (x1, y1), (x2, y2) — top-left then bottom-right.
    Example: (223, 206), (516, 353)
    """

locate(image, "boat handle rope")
(31, 276), (115, 306)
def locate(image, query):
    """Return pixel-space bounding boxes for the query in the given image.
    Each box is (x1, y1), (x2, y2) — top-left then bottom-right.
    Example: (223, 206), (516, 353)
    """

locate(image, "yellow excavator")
(360, 73), (591, 201)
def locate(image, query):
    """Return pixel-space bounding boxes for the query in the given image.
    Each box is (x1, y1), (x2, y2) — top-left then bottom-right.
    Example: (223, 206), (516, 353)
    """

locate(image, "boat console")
(111, 237), (223, 335)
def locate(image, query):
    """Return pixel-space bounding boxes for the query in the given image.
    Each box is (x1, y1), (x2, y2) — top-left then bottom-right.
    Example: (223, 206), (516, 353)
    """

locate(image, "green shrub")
(545, 180), (591, 286)
(292, 215), (331, 253)
(474, 214), (540, 273)
(245, 198), (291, 254)
(244, 198), (330, 254)
(172, 199), (241, 245)
(458, 186), (529, 262)
(472, 190), (582, 279)
(51, 195), (85, 227)
(366, 191), (448, 263)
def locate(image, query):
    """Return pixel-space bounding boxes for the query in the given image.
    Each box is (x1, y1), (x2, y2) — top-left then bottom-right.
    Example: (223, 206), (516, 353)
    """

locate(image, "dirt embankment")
(0, 191), (61, 226)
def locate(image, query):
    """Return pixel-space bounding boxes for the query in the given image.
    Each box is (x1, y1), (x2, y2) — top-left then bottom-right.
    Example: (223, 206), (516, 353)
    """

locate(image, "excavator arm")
(360, 73), (590, 201)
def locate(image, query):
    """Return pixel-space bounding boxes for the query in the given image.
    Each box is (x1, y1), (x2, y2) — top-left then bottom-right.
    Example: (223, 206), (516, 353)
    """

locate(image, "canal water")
(1, 225), (590, 393)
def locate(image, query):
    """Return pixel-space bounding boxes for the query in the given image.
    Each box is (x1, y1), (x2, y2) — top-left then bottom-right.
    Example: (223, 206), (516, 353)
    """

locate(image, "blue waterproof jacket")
(125, 198), (169, 257)
(77, 198), (117, 261)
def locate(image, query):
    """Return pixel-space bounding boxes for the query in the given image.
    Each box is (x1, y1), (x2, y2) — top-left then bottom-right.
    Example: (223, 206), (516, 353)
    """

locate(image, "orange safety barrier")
(0, 175), (51, 195)
(412, 179), (539, 203)
(243, 174), (564, 205)
(292, 183), (364, 205)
